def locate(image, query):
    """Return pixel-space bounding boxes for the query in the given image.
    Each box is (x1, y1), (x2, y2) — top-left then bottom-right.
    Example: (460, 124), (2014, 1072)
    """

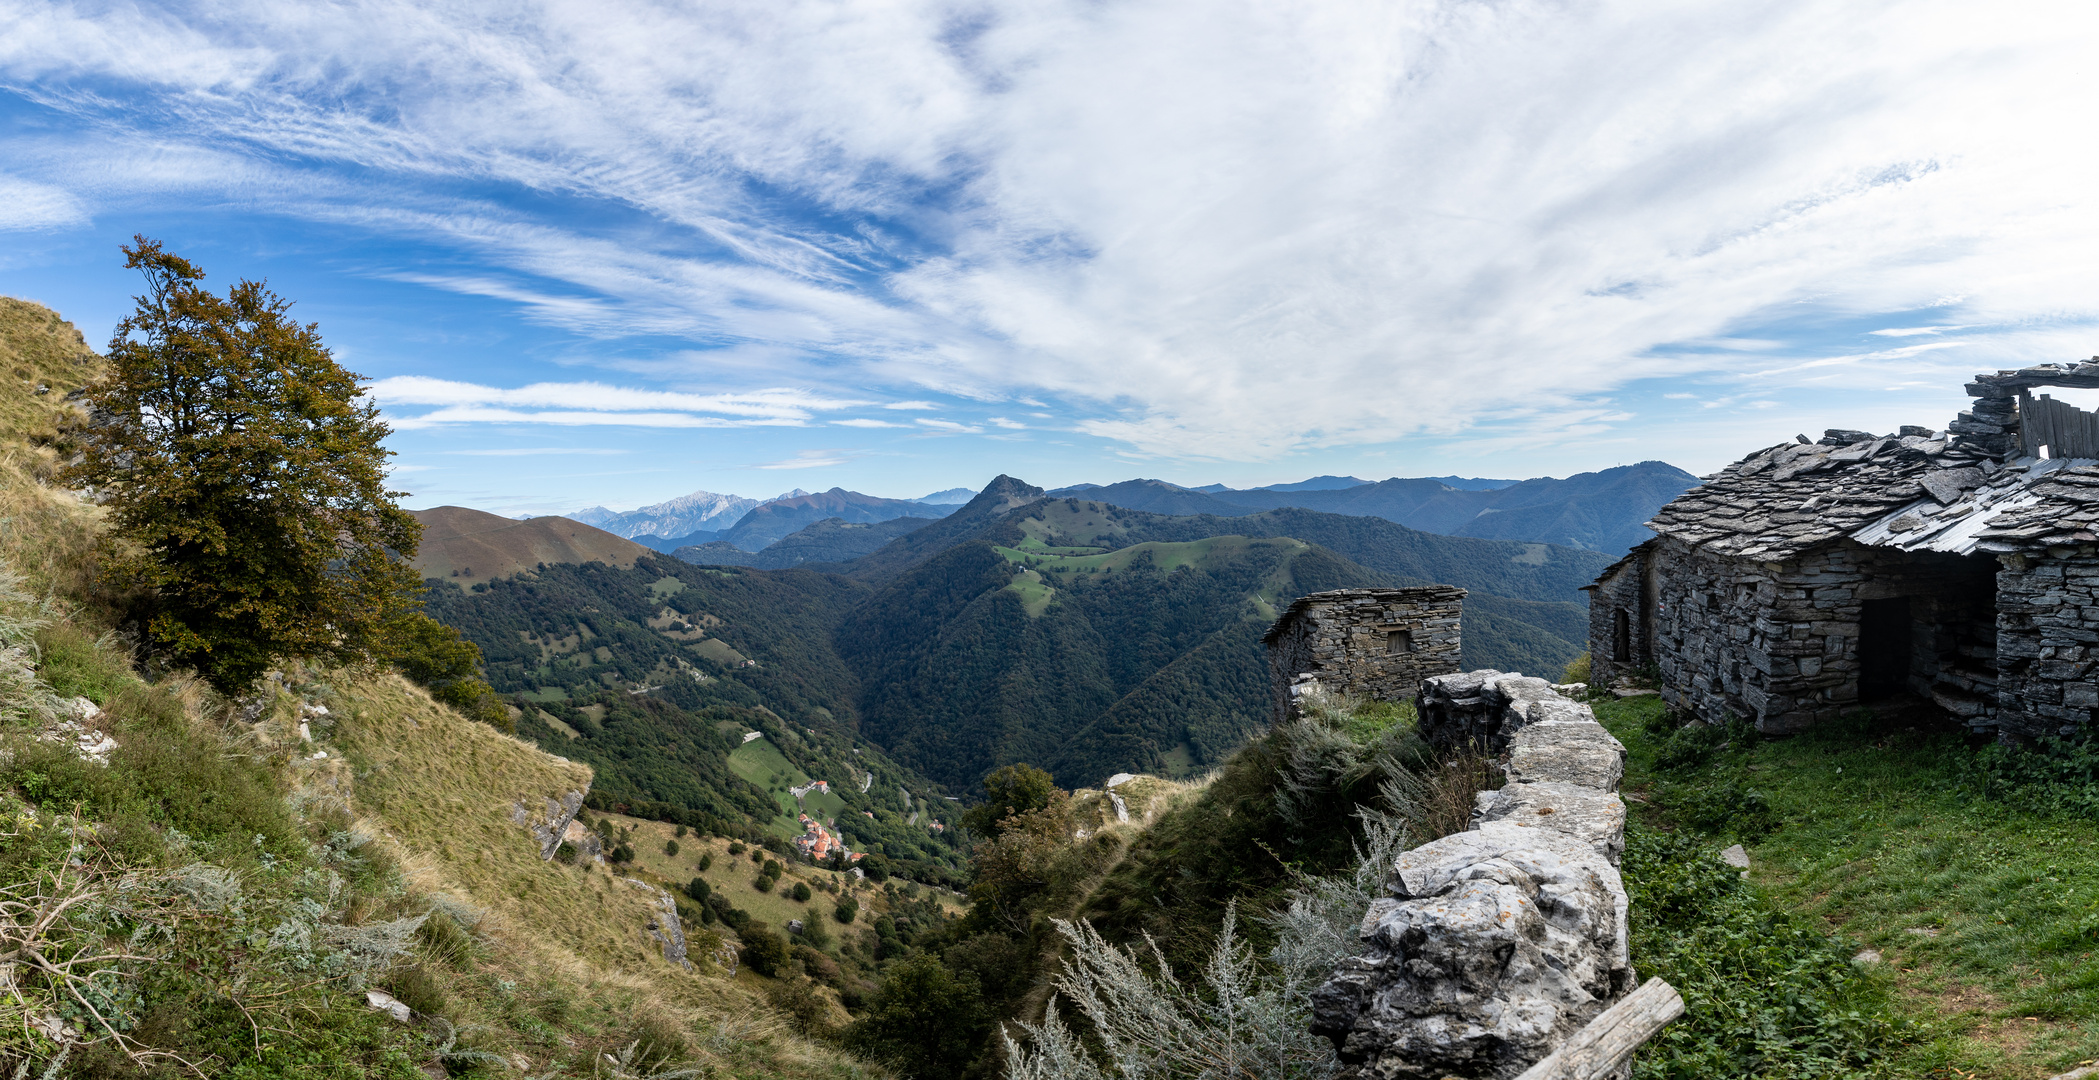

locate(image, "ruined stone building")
(1589, 361), (2099, 739)
(1264, 586), (1464, 721)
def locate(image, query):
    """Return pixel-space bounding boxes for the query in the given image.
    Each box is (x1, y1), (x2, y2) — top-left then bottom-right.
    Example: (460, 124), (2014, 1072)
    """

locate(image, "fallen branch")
(1515, 978), (1686, 1080)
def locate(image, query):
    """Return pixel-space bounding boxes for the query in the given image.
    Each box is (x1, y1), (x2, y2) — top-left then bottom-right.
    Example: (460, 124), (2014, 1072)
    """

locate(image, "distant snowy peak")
(567, 488), (761, 540)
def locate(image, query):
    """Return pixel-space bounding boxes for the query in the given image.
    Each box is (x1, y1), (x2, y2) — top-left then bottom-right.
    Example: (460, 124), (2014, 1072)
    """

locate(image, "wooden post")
(1514, 977), (1686, 1080)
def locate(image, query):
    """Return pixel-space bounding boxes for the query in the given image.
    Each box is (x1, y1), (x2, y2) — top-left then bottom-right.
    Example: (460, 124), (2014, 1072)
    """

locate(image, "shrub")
(740, 925), (791, 977)
(766, 977), (833, 1035)
(729, 841), (746, 855)
(674, 824), (687, 838)
(554, 841), (578, 865)
(610, 842), (635, 864)
(834, 896), (859, 924)
(754, 874), (775, 893)
(697, 853), (713, 872)
(686, 877), (710, 902)
(665, 839), (680, 857)
(844, 954), (993, 1078)
(1561, 651), (1592, 685)
(384, 965), (447, 1018)
(626, 1011), (692, 1073)
(792, 882), (812, 903)
(763, 858), (783, 877)
(417, 909), (476, 968)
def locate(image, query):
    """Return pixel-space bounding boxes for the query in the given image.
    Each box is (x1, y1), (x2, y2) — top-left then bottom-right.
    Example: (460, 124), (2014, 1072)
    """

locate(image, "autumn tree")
(66, 237), (421, 693)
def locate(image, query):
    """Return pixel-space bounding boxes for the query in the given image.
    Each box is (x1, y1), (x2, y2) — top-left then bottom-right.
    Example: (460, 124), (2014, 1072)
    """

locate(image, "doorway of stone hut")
(1859, 596), (1913, 701)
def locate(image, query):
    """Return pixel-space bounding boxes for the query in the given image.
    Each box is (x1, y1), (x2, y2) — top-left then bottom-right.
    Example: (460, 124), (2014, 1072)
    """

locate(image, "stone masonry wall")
(1265, 587), (1465, 723)
(1587, 547), (1652, 687)
(1639, 537), (1997, 734)
(1995, 548), (2099, 741)
(1310, 672), (1632, 1079)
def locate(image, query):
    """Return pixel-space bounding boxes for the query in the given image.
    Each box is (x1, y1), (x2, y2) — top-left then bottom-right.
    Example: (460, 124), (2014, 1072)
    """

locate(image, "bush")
(383, 965), (447, 1018)
(754, 874), (775, 893)
(417, 909), (476, 968)
(741, 925), (792, 977)
(1561, 651), (1591, 685)
(766, 977), (833, 1035)
(610, 842), (635, 864)
(729, 841), (746, 855)
(698, 853), (713, 872)
(792, 881), (812, 903)
(834, 896), (859, 924)
(665, 839), (680, 857)
(843, 954), (992, 1078)
(554, 841), (579, 865)
(686, 877), (710, 902)
(674, 824), (687, 838)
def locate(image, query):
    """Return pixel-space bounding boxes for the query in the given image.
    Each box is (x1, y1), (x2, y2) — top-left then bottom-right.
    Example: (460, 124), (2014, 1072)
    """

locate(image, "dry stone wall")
(1264, 587), (1464, 722)
(1311, 673), (1633, 1079)
(1997, 550), (2099, 739)
(1621, 537), (1996, 735)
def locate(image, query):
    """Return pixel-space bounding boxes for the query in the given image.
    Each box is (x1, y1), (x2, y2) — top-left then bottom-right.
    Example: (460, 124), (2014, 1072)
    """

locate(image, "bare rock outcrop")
(623, 878), (691, 967)
(1310, 673), (1633, 1079)
(509, 789), (587, 861)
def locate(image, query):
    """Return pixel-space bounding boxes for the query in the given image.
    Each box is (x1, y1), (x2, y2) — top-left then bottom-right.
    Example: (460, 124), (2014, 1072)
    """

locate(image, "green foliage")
(685, 877), (709, 901)
(963, 763), (1060, 835)
(697, 852), (712, 871)
(665, 838), (680, 856)
(1623, 825), (1911, 1078)
(32, 623), (134, 704)
(740, 924), (791, 977)
(387, 611), (510, 731)
(842, 954), (993, 1079)
(833, 896), (858, 924)
(1561, 650), (1592, 685)
(63, 238), (420, 693)
(791, 881), (811, 902)
(1668, 779), (1780, 842)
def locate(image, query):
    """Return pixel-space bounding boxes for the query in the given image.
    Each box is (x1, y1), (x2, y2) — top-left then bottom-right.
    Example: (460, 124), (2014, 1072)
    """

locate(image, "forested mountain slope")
(422, 557), (969, 882)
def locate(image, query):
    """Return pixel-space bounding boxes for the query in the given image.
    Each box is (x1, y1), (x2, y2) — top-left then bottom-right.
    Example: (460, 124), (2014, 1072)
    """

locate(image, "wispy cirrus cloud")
(4, 0), (2099, 475)
(367, 376), (871, 429)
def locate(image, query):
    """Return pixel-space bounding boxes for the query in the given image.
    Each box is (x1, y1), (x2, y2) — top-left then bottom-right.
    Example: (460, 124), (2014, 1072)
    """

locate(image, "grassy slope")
(0, 296), (871, 1077)
(1596, 693), (2099, 1079)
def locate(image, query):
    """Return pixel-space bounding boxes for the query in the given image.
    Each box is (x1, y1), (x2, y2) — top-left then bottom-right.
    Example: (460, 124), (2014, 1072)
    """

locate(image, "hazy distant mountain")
(715, 488), (953, 550)
(569, 488), (807, 539)
(674, 515), (936, 569)
(918, 487), (977, 504)
(1051, 463), (1696, 554)
(1422, 475), (1517, 491)
(1258, 474), (1372, 492)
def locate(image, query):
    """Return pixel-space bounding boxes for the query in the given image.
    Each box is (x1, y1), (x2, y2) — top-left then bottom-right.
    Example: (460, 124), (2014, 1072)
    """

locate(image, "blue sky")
(4, 0), (2098, 516)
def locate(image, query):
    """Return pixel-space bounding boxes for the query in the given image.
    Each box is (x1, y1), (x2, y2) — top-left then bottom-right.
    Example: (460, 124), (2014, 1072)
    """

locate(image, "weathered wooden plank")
(1514, 977), (1686, 1080)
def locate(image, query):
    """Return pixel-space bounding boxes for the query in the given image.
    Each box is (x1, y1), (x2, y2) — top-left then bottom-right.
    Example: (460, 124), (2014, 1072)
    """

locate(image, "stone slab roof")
(1649, 359), (2099, 561)
(1646, 428), (1997, 560)
(1260, 586), (1466, 645)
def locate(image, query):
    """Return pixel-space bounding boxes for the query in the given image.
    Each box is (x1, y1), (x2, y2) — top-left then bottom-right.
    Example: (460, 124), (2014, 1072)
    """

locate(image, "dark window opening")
(1385, 630), (1414, 655)
(1859, 596), (1913, 700)
(1612, 609), (1632, 663)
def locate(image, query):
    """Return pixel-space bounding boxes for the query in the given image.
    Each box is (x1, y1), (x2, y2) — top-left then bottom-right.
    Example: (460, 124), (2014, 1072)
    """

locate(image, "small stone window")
(1385, 630), (1414, 654)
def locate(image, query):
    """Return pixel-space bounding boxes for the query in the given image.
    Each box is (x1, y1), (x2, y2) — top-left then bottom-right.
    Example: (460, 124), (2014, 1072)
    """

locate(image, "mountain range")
(1047, 461), (1695, 553)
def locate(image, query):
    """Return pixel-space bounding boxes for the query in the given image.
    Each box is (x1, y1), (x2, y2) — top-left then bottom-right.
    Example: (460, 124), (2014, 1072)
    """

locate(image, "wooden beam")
(1514, 977), (1686, 1080)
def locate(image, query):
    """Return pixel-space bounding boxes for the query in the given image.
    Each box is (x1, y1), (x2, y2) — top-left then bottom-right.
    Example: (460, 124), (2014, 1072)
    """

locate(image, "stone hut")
(1590, 361), (2099, 739)
(1263, 586), (1464, 722)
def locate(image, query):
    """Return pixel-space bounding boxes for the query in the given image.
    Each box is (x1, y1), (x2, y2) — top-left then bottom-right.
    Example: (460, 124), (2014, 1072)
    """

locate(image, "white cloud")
(833, 418), (909, 428)
(367, 376), (870, 428)
(756, 449), (855, 469)
(914, 418), (984, 434)
(988, 417), (1027, 429)
(6, 0), (2099, 462)
(1868, 325), (1972, 337)
(0, 174), (87, 231)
